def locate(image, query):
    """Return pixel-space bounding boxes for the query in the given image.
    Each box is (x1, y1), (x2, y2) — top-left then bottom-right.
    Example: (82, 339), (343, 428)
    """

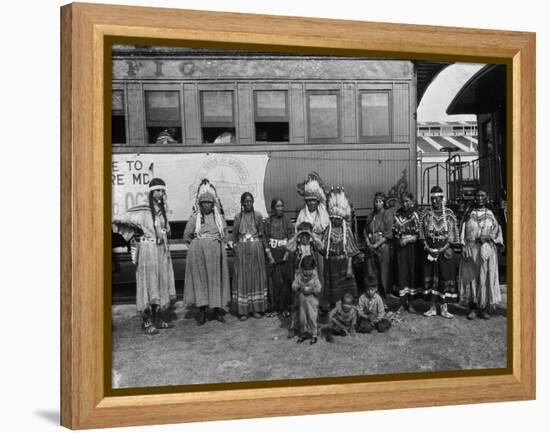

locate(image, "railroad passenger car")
(110, 46), (448, 300)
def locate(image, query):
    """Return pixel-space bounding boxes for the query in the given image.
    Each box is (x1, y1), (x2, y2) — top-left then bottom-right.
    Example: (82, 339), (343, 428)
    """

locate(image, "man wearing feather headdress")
(296, 174), (330, 291)
(183, 179), (230, 325)
(112, 178), (176, 335)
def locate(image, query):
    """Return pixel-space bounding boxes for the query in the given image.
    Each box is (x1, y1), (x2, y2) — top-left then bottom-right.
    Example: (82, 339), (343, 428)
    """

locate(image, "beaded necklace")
(473, 207), (489, 238)
(325, 220), (347, 258)
(428, 202), (448, 237)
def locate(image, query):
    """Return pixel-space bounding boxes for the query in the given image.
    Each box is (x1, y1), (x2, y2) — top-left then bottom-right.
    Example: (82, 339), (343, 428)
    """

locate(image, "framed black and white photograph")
(60, 2), (535, 429)
(110, 45), (508, 388)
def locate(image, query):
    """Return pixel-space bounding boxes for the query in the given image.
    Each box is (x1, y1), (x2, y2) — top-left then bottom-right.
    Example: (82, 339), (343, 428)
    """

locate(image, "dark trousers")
(356, 317), (391, 333)
(365, 244), (391, 298)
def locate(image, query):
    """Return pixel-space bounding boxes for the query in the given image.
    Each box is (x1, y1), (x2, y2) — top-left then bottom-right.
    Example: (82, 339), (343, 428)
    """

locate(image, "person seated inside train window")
(155, 128), (178, 144)
(213, 130), (236, 144)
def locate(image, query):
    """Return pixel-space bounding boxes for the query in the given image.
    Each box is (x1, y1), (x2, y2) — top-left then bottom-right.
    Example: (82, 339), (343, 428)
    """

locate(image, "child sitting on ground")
(356, 278), (391, 333)
(325, 292), (357, 343)
(292, 255), (321, 345)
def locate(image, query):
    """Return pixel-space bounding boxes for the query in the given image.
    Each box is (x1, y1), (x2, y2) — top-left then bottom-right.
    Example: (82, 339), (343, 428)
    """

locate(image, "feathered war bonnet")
(327, 186), (352, 221)
(325, 186), (353, 258)
(302, 174), (327, 205)
(195, 178), (218, 206)
(193, 178), (225, 236)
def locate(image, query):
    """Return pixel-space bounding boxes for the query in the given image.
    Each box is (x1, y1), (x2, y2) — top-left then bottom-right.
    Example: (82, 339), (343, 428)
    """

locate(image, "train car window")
(200, 91), (236, 144)
(254, 91), (289, 142)
(145, 91), (182, 144)
(307, 91), (341, 143)
(359, 91), (391, 142)
(112, 90), (126, 144)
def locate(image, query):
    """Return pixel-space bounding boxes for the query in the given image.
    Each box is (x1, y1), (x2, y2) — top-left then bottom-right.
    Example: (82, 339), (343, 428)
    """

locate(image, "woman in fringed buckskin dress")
(112, 178), (176, 335)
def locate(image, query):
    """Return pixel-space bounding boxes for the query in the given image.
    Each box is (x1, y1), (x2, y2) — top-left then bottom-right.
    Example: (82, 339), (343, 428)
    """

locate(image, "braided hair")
(148, 178), (168, 239)
(236, 192), (260, 234)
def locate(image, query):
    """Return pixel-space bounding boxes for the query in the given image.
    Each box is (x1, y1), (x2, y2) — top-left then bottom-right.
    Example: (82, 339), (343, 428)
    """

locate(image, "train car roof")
(112, 45), (450, 105)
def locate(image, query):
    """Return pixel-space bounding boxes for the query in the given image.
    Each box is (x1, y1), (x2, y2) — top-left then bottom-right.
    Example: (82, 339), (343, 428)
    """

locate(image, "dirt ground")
(111, 286), (507, 389)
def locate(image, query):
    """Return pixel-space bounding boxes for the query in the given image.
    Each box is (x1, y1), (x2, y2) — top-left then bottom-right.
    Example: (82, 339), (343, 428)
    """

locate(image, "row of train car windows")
(112, 89), (391, 145)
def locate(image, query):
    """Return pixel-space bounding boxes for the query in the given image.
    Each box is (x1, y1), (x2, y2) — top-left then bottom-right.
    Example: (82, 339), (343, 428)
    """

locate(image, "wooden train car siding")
(393, 82), (411, 143)
(183, 83), (200, 145)
(290, 83), (306, 142)
(264, 148), (411, 217)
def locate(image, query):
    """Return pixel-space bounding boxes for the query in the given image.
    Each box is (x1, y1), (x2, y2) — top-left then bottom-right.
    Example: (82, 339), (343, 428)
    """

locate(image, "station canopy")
(446, 64), (506, 115)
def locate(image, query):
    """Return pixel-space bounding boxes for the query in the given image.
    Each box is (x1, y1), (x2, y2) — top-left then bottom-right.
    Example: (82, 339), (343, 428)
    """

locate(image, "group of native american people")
(112, 174), (504, 344)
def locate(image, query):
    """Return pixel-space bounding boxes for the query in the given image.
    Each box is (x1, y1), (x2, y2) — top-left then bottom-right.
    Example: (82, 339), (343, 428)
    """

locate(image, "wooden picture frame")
(60, 2), (535, 429)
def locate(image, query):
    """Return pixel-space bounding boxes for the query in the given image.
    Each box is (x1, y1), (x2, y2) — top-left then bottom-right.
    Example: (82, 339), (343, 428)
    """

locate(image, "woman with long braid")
(231, 192), (268, 321)
(183, 179), (230, 326)
(112, 178), (176, 335)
